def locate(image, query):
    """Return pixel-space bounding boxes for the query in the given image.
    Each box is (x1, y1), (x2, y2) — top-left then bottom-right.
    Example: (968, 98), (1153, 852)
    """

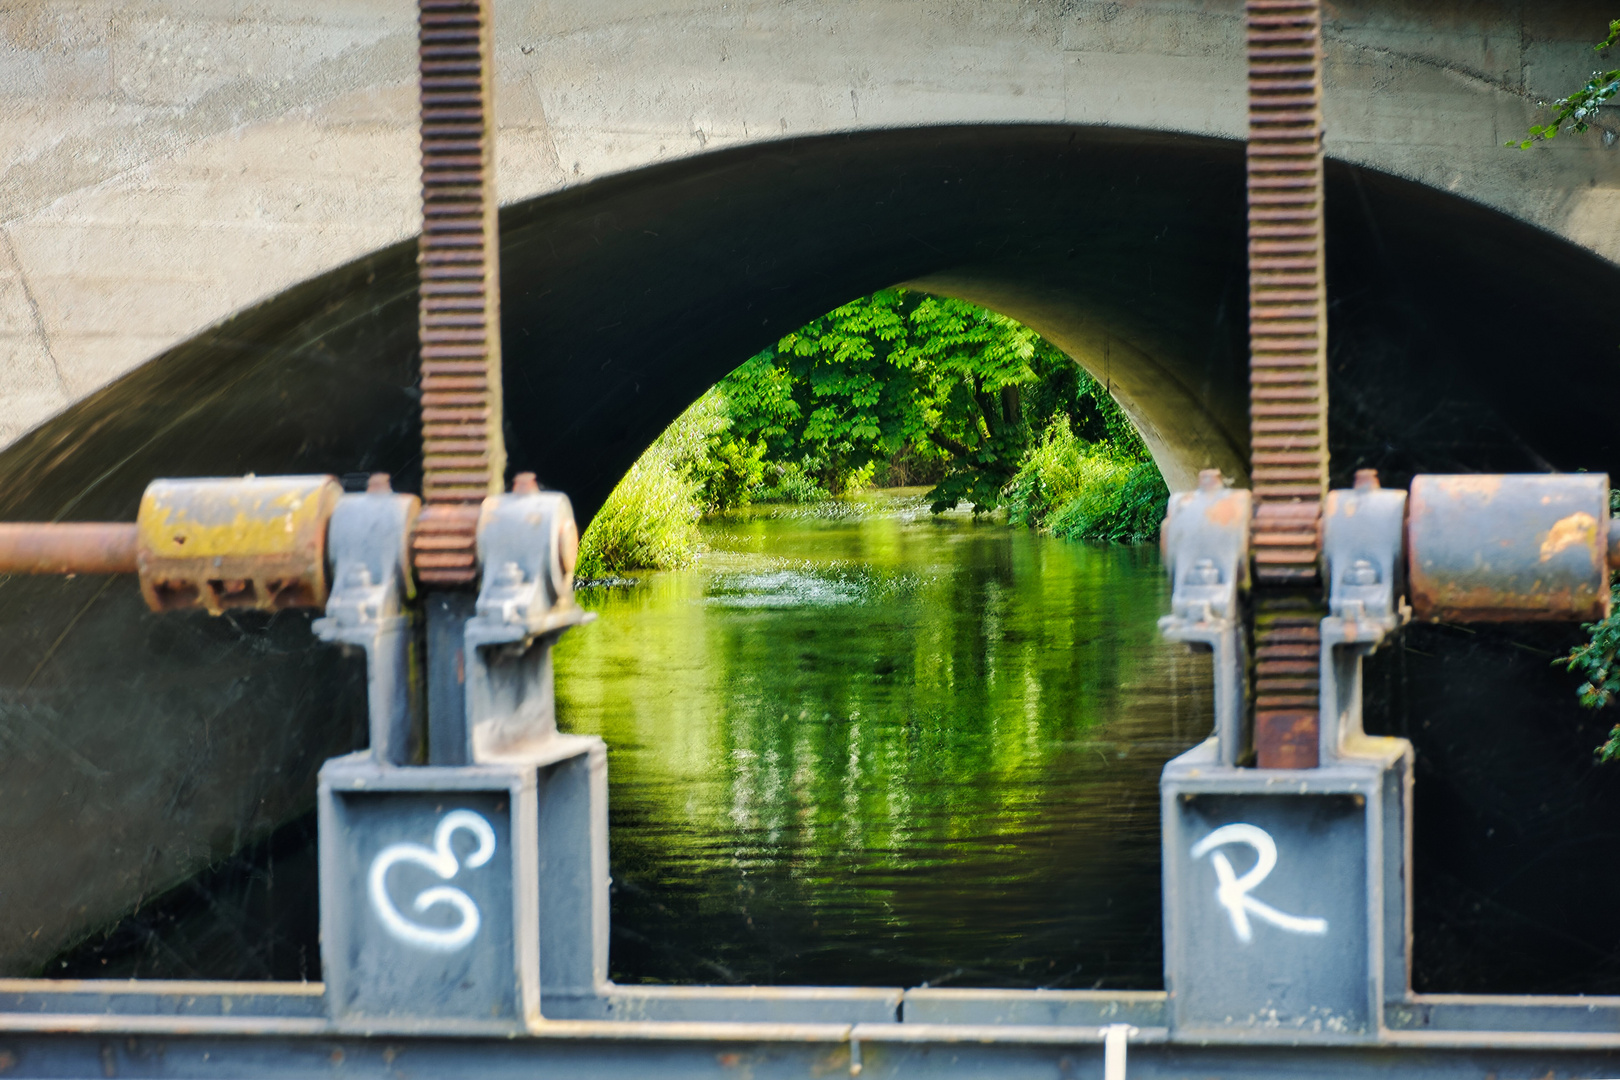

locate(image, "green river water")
(555, 488), (1210, 990)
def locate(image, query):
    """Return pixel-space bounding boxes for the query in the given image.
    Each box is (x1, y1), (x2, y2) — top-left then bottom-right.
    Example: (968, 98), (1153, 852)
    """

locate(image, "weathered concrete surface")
(2, 0), (1620, 447)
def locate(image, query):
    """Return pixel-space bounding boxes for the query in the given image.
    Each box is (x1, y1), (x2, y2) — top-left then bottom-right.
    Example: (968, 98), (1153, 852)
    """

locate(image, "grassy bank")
(573, 393), (720, 579)
(577, 400), (1167, 577)
(1006, 417), (1167, 545)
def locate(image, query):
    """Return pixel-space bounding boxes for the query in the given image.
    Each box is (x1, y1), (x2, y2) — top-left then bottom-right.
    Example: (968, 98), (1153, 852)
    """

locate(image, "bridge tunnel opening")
(6, 124), (1620, 993)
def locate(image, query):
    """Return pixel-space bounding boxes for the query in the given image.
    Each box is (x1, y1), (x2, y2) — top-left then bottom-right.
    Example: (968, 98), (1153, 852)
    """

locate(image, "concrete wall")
(2, 0), (1618, 447)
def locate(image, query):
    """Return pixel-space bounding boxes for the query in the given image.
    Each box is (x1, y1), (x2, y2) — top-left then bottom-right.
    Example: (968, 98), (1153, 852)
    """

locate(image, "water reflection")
(556, 489), (1210, 988)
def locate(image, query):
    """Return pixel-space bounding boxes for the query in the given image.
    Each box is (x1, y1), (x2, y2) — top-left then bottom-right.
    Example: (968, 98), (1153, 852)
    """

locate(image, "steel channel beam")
(7, 983), (1620, 1074)
(1, 1024), (1619, 1079)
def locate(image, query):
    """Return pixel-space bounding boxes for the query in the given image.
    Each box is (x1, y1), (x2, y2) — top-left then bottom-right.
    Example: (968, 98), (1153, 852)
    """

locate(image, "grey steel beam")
(1, 1026), (1619, 1079)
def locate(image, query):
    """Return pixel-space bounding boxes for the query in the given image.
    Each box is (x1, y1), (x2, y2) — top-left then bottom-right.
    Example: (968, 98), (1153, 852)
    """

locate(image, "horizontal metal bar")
(602, 985), (902, 1024)
(1392, 993), (1620, 1035)
(9, 981), (1620, 1054)
(901, 988), (1166, 1028)
(0, 522), (136, 574)
(851, 1022), (1170, 1045)
(0, 980), (323, 1019)
(1, 1029), (1619, 1079)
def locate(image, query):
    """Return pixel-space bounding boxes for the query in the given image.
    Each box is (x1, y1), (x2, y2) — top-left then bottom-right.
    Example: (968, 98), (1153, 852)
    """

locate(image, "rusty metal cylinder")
(0, 522), (139, 575)
(136, 475), (343, 615)
(1407, 474), (1611, 623)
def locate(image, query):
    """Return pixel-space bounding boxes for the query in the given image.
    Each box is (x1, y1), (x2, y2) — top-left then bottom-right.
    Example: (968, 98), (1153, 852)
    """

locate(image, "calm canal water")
(555, 488), (1210, 990)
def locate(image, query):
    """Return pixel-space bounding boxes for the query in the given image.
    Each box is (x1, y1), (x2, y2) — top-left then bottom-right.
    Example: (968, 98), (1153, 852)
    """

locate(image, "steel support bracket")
(1319, 471), (1410, 764)
(316, 479), (608, 1032)
(313, 479), (421, 766)
(1160, 470), (1415, 1042)
(1159, 469), (1252, 765)
(463, 486), (593, 763)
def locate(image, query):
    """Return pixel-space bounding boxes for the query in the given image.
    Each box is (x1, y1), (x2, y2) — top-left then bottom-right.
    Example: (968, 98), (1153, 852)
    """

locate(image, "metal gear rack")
(4, 2), (1620, 1077)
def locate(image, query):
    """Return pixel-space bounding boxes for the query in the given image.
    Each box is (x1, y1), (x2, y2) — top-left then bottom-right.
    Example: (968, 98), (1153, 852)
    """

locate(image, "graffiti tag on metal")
(368, 810), (496, 951)
(1191, 823), (1328, 944)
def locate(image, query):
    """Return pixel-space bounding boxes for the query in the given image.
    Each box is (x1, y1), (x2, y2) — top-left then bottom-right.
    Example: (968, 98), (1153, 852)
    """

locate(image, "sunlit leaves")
(722, 289), (1138, 512)
(1560, 489), (1620, 745)
(1508, 20), (1620, 148)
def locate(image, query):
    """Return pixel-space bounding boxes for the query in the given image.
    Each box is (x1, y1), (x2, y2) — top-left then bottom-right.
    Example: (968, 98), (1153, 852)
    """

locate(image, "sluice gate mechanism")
(4, 2), (1620, 1078)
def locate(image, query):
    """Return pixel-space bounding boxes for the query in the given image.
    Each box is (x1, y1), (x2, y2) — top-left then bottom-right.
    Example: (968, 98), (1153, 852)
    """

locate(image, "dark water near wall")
(556, 488), (1209, 988)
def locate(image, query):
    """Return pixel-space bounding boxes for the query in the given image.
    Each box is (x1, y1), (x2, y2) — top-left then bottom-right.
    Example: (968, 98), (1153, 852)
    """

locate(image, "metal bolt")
(1344, 559), (1378, 585)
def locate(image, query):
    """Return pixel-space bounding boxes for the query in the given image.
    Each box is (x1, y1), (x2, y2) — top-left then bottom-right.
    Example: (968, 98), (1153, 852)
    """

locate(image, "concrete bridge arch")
(5, 0), (1620, 450)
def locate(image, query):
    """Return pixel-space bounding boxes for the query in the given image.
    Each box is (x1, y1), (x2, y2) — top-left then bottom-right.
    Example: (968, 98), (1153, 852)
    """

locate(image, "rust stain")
(1433, 474), (1503, 501)
(1539, 512), (1598, 562)
(1256, 710), (1318, 769)
(1204, 492), (1243, 528)
(1410, 580), (1605, 623)
(134, 476), (340, 615)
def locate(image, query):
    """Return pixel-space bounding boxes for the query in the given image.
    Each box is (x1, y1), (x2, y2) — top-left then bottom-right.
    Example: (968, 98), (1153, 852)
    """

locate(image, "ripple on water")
(705, 569), (865, 608)
(557, 487), (1209, 989)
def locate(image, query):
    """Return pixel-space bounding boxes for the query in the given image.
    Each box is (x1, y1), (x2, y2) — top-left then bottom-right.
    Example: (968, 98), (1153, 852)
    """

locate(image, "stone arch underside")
(4, 124), (1620, 979)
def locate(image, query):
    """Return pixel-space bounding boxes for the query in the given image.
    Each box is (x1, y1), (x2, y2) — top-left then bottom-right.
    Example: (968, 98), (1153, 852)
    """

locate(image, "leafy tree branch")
(1508, 19), (1620, 148)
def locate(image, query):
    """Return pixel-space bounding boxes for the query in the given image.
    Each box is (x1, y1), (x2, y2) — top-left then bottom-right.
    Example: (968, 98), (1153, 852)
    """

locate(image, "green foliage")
(574, 394), (721, 576)
(723, 289), (1142, 515)
(691, 430), (768, 513)
(1005, 417), (1168, 544)
(1560, 584), (1620, 760)
(1048, 459), (1168, 545)
(1508, 19), (1620, 148)
(583, 291), (1165, 572)
(1005, 416), (1093, 528)
(1561, 489), (1620, 756)
(757, 458), (831, 503)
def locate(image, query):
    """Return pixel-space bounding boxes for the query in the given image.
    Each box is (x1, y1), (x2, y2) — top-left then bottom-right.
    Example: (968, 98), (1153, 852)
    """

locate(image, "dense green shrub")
(691, 430), (768, 513)
(1562, 490), (1620, 754)
(573, 394), (721, 576)
(756, 458), (831, 504)
(573, 450), (700, 578)
(1047, 459), (1168, 544)
(1005, 417), (1168, 544)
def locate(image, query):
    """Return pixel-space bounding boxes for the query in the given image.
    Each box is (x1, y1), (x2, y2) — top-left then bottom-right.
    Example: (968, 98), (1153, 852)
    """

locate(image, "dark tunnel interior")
(5, 124), (1620, 992)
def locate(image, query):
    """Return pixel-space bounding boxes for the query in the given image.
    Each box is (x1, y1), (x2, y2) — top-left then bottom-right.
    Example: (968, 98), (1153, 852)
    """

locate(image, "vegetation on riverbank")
(577, 291), (1166, 574)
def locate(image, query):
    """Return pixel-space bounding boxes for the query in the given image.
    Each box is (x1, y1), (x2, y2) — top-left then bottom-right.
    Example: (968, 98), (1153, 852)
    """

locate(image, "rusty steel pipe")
(0, 523), (139, 575)
(1407, 474), (1612, 624)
